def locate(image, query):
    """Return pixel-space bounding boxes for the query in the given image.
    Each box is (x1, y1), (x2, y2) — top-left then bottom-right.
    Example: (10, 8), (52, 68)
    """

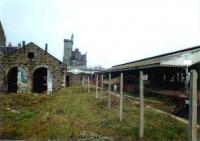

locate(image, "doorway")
(33, 67), (47, 93)
(7, 67), (18, 93)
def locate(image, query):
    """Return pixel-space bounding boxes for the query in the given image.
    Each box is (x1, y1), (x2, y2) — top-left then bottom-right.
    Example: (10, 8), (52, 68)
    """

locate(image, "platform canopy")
(103, 46), (200, 73)
(67, 68), (95, 75)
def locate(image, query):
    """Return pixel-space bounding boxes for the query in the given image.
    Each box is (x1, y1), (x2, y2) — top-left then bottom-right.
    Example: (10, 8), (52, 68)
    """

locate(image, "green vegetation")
(124, 91), (177, 113)
(0, 86), (199, 140)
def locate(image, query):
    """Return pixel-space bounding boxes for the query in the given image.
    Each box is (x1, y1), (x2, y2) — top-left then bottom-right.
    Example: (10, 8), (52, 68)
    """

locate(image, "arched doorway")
(7, 67), (28, 93)
(32, 67), (52, 93)
(7, 67), (18, 92)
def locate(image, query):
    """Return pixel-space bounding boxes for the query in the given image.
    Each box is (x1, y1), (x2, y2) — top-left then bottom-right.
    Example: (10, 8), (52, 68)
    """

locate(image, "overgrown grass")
(0, 86), (199, 140)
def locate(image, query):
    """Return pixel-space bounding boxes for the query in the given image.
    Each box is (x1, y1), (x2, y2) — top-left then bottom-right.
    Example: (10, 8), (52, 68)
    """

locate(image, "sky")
(0, 0), (200, 68)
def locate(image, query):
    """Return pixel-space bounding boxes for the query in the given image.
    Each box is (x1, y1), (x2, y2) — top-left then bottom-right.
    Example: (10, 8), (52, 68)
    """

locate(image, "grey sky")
(1, 0), (200, 68)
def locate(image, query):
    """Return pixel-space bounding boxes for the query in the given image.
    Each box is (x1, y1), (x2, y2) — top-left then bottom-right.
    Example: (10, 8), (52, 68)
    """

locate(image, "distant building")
(63, 34), (87, 67)
(62, 34), (105, 85)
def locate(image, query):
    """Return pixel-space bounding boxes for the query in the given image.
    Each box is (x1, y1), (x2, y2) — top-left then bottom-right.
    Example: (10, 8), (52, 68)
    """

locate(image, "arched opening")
(32, 67), (53, 93)
(7, 67), (28, 93)
(7, 67), (18, 93)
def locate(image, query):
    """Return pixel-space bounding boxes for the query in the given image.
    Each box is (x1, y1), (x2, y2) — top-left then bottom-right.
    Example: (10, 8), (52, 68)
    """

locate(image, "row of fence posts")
(82, 70), (198, 141)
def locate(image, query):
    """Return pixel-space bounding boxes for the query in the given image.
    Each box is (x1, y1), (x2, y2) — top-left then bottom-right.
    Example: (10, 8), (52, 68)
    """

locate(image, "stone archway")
(7, 66), (28, 93)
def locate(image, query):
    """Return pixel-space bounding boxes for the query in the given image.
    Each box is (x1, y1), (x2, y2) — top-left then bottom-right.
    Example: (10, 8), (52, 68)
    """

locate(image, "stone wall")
(0, 42), (66, 93)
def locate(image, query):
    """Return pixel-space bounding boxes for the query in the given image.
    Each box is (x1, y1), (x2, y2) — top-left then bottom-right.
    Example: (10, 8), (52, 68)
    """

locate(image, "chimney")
(18, 43), (21, 48)
(8, 42), (12, 47)
(22, 41), (25, 47)
(45, 43), (48, 52)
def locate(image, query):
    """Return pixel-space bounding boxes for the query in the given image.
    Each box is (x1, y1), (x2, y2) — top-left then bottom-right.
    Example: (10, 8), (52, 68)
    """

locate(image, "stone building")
(0, 21), (6, 46)
(62, 35), (103, 86)
(0, 42), (66, 93)
(0, 21), (19, 59)
(63, 34), (87, 67)
(0, 21), (66, 93)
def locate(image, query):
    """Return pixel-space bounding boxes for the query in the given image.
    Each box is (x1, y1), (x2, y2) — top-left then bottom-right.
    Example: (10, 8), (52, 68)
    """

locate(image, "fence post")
(185, 67), (189, 94)
(108, 73), (111, 109)
(87, 75), (90, 93)
(82, 75), (85, 87)
(189, 70), (198, 141)
(101, 74), (104, 94)
(96, 74), (99, 99)
(119, 73), (123, 122)
(139, 71), (144, 140)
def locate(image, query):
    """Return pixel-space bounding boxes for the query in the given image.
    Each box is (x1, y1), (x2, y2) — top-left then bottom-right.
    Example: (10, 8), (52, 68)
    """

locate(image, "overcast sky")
(1, 0), (200, 68)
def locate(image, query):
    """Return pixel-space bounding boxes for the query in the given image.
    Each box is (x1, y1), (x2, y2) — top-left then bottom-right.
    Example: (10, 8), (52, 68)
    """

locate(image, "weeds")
(0, 86), (199, 140)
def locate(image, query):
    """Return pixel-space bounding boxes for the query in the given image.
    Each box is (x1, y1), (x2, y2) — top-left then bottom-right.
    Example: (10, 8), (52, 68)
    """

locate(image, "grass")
(124, 91), (177, 113)
(0, 86), (199, 140)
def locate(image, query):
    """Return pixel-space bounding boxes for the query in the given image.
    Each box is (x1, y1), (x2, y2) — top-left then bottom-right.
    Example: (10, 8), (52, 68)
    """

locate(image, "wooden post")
(101, 74), (104, 94)
(189, 70), (198, 141)
(139, 71), (144, 139)
(87, 75), (90, 93)
(96, 74), (98, 99)
(82, 75), (85, 87)
(108, 73), (111, 109)
(185, 67), (189, 94)
(119, 73), (123, 122)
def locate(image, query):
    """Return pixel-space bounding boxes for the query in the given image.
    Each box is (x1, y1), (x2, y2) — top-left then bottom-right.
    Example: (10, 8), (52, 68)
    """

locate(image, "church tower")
(63, 34), (74, 66)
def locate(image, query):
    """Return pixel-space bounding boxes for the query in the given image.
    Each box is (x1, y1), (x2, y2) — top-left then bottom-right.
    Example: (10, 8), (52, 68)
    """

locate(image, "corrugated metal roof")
(104, 46), (200, 72)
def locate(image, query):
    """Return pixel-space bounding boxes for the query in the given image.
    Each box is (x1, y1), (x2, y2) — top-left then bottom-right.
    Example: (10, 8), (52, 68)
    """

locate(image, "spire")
(71, 33), (74, 44)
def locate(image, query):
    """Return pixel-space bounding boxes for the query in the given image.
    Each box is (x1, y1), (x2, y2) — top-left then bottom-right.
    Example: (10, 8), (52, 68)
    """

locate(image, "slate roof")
(0, 46), (18, 56)
(0, 42), (66, 68)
